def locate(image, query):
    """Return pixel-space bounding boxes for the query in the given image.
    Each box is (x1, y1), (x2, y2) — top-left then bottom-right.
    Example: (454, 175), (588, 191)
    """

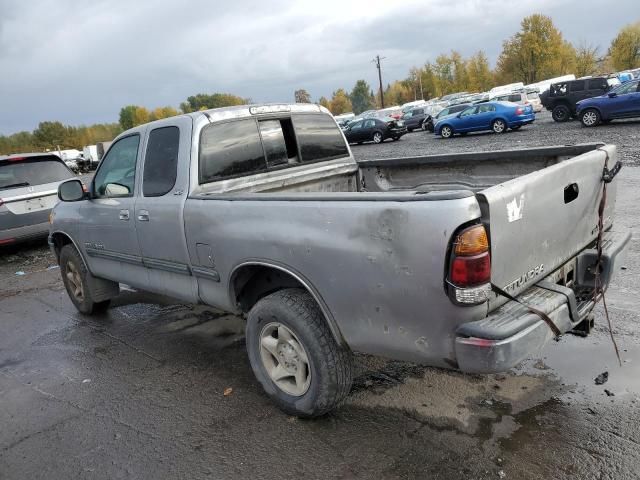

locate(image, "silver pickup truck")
(49, 103), (629, 417)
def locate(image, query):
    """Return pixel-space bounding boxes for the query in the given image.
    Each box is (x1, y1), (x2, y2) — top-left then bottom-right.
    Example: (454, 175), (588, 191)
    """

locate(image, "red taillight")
(450, 253), (491, 286)
(515, 107), (524, 115)
(0, 238), (15, 245)
(8, 156), (26, 162)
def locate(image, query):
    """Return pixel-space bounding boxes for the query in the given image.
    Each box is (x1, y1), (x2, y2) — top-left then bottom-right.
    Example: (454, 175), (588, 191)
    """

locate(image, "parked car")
(434, 101), (535, 138)
(375, 106), (403, 120)
(540, 77), (609, 122)
(49, 105), (628, 417)
(401, 106), (430, 132)
(0, 153), (76, 246)
(577, 79), (640, 127)
(493, 91), (543, 112)
(424, 103), (471, 132)
(343, 117), (407, 144)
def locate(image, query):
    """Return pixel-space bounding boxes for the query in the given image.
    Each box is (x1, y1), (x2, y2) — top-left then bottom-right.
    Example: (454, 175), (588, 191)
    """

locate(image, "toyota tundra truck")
(49, 103), (629, 417)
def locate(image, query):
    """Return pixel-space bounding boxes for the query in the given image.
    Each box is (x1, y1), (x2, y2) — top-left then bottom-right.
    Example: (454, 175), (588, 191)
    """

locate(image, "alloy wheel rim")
(66, 261), (84, 301)
(259, 322), (311, 396)
(494, 121), (504, 133)
(374, 133), (382, 143)
(583, 111), (597, 126)
(442, 127), (451, 137)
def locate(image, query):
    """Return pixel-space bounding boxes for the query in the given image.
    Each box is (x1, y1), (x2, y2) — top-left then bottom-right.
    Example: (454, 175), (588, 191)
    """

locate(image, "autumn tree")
(294, 89), (312, 103)
(329, 89), (352, 115)
(466, 51), (494, 92)
(496, 14), (576, 84)
(149, 106), (179, 121)
(574, 43), (599, 77)
(384, 81), (412, 106)
(317, 97), (330, 110)
(180, 93), (248, 113)
(349, 80), (374, 114)
(608, 22), (640, 70)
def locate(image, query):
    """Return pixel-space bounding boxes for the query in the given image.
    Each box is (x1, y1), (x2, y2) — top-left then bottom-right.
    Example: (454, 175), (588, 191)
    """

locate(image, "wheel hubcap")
(65, 261), (84, 301)
(442, 127), (451, 137)
(259, 322), (311, 396)
(494, 122), (504, 132)
(374, 133), (382, 143)
(584, 111), (597, 125)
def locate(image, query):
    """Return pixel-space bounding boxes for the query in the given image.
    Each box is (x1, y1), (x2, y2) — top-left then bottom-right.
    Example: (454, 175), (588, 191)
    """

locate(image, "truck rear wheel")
(59, 244), (111, 315)
(246, 288), (353, 417)
(552, 104), (571, 122)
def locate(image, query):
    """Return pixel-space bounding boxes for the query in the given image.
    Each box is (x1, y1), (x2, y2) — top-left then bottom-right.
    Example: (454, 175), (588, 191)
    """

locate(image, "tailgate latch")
(602, 162), (622, 183)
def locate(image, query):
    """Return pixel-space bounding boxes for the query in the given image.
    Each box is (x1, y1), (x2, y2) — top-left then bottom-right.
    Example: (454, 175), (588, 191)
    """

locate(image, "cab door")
(134, 117), (199, 302)
(82, 132), (148, 287)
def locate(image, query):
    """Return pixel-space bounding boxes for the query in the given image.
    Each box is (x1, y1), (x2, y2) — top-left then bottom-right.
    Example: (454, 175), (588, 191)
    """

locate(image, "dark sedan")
(343, 118), (407, 144)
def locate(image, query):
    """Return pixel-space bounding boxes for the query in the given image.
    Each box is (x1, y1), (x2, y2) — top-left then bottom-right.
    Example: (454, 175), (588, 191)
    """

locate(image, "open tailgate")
(477, 145), (618, 297)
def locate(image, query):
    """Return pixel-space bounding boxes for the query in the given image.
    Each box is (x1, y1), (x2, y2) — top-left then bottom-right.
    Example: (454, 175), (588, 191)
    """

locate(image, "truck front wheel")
(59, 244), (111, 315)
(246, 288), (353, 417)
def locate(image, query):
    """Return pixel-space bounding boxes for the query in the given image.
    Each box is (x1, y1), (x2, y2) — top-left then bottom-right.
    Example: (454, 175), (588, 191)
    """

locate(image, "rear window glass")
(143, 126), (179, 197)
(508, 94), (522, 102)
(292, 114), (349, 163)
(587, 79), (606, 90)
(526, 92), (539, 99)
(199, 119), (266, 183)
(0, 158), (71, 190)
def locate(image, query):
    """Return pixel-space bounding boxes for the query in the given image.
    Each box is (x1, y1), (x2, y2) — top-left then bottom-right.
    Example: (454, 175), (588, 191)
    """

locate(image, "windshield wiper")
(0, 182), (30, 190)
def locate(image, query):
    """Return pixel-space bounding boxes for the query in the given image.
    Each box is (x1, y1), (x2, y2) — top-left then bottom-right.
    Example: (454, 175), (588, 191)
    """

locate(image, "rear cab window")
(198, 113), (349, 184)
(143, 126), (180, 197)
(0, 156), (72, 190)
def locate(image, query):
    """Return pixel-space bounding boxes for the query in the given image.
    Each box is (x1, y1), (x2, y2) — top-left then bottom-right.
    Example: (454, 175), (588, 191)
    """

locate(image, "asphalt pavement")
(1, 113), (639, 479)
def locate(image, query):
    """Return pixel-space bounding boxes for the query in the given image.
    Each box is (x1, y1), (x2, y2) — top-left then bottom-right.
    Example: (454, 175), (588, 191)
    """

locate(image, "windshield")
(0, 158), (72, 190)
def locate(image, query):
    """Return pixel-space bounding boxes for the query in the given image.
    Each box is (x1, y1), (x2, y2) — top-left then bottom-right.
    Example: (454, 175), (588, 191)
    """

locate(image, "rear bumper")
(0, 220), (50, 245)
(454, 230), (630, 373)
(510, 115), (535, 127)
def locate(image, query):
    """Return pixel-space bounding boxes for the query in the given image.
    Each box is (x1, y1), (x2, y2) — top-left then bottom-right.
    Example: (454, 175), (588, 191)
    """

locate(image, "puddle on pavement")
(517, 332), (640, 402)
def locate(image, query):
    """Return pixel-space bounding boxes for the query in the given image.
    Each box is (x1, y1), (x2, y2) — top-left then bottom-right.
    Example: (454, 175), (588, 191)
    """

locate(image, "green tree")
(608, 22), (640, 70)
(33, 121), (68, 149)
(574, 43), (599, 77)
(179, 93), (248, 113)
(329, 89), (352, 114)
(496, 14), (576, 84)
(119, 105), (138, 130)
(349, 80), (374, 114)
(294, 89), (312, 103)
(384, 81), (412, 106)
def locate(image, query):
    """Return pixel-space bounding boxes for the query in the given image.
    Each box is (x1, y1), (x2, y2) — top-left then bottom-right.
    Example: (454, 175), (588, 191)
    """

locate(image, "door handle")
(119, 209), (130, 221)
(137, 210), (150, 222)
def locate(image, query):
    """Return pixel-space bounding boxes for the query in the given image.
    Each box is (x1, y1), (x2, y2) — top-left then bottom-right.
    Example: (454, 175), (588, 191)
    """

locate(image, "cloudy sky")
(0, 0), (635, 134)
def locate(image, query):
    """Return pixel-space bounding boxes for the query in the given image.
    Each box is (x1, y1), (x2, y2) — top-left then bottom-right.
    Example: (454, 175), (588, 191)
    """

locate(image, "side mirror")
(608, 92), (617, 98)
(58, 179), (85, 202)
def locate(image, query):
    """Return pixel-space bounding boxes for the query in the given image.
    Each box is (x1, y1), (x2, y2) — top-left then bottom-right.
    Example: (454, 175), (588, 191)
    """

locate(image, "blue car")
(434, 101), (535, 138)
(577, 79), (640, 127)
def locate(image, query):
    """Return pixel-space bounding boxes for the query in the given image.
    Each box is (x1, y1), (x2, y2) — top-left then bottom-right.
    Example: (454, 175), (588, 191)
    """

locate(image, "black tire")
(552, 104), (571, 122)
(492, 118), (507, 133)
(392, 136), (400, 141)
(372, 131), (383, 144)
(246, 288), (353, 417)
(580, 108), (601, 127)
(407, 127), (414, 133)
(59, 245), (111, 315)
(421, 119), (429, 131)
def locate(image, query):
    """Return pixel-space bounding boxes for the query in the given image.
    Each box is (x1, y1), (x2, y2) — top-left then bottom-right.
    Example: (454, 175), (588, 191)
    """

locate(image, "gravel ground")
(350, 111), (640, 166)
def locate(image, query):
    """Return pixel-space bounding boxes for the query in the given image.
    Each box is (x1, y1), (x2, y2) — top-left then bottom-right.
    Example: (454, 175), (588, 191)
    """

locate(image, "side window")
(414, 108), (423, 115)
(350, 121), (363, 130)
(570, 80), (585, 92)
(199, 119), (266, 183)
(460, 106), (478, 116)
(588, 79), (606, 90)
(143, 126), (179, 197)
(292, 114), (349, 163)
(93, 135), (140, 198)
(258, 119), (297, 168)
(508, 94), (521, 102)
(479, 104), (495, 113)
(364, 119), (376, 128)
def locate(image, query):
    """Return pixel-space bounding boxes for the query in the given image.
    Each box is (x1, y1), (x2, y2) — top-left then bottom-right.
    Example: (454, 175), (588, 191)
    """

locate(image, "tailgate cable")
(590, 148), (622, 365)
(490, 148), (623, 355)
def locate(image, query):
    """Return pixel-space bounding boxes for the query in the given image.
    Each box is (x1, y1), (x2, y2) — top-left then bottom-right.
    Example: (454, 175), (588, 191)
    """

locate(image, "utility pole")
(373, 55), (385, 108)
(418, 70), (424, 100)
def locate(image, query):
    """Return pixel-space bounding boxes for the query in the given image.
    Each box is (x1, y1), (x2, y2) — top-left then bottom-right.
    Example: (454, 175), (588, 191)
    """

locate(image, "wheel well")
(552, 100), (572, 110)
(50, 232), (73, 261)
(230, 264), (345, 344)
